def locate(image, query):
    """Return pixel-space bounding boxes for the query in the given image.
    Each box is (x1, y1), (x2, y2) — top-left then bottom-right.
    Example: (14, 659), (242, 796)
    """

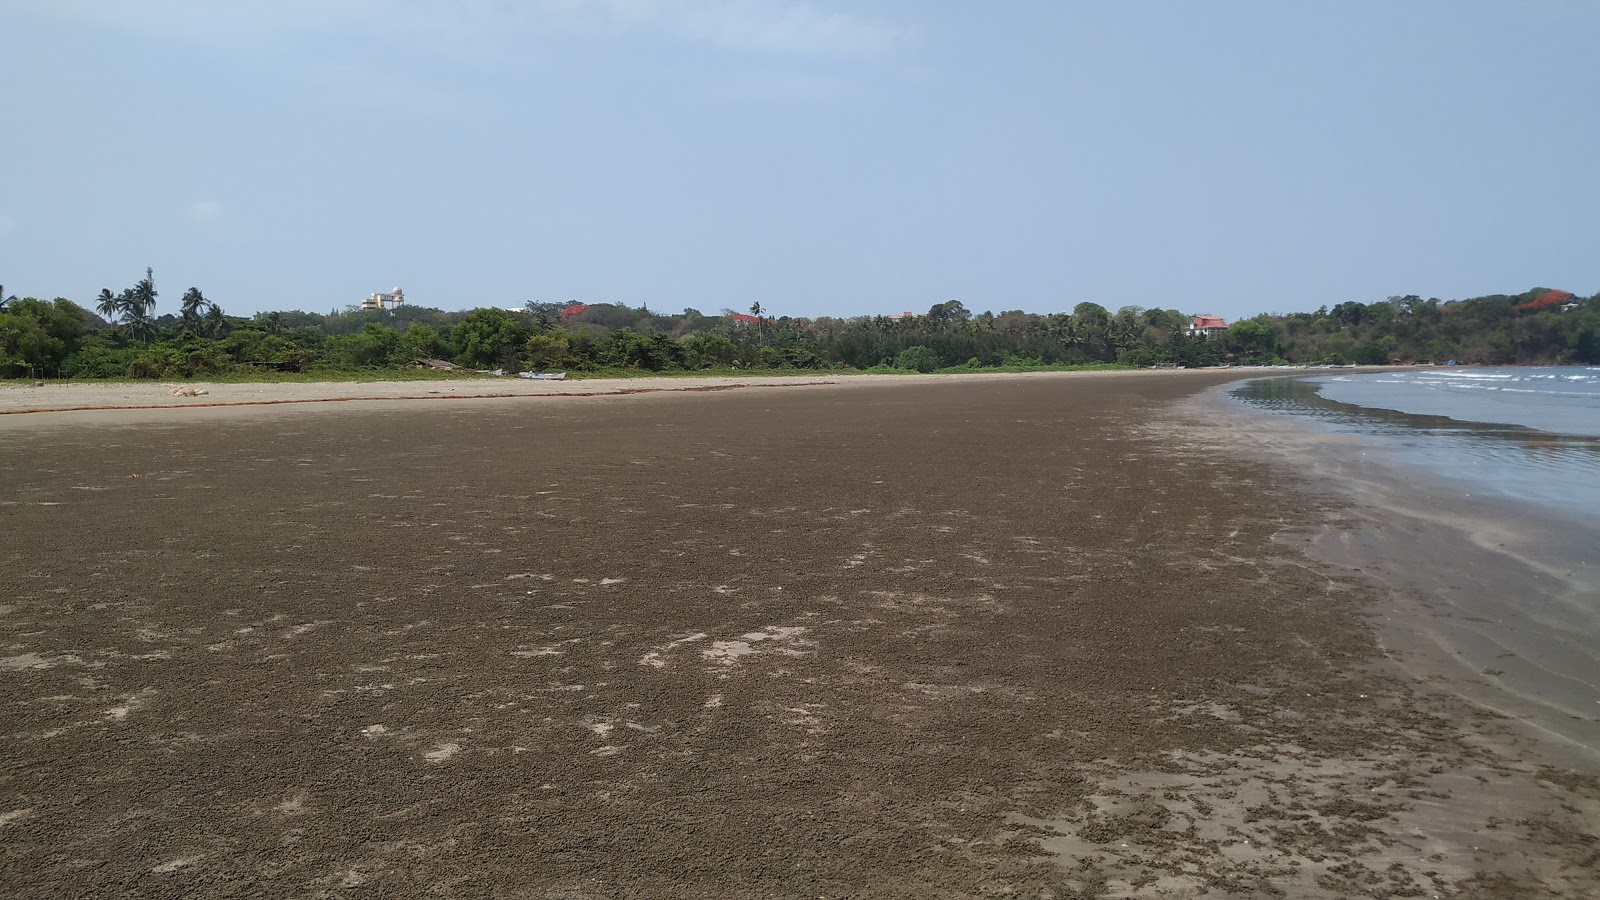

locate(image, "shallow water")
(1226, 372), (1600, 766)
(1230, 371), (1600, 523)
(1318, 366), (1600, 437)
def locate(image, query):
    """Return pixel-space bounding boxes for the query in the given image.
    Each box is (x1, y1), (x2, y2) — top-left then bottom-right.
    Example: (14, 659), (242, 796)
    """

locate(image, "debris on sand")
(168, 385), (210, 397)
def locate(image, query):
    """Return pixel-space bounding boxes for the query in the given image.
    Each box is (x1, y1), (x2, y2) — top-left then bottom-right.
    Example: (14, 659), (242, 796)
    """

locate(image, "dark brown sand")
(1, 373), (1595, 898)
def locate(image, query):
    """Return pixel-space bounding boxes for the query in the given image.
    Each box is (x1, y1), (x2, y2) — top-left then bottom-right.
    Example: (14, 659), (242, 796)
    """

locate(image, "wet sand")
(1189, 382), (1600, 768)
(1, 372), (1595, 897)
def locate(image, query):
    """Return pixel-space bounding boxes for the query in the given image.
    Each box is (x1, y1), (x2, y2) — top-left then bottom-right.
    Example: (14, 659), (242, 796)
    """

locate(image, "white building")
(1187, 314), (1228, 338)
(362, 287), (405, 311)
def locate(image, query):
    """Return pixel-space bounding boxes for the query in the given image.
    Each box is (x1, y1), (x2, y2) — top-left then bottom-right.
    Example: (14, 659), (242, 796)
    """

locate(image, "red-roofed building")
(1188, 315), (1228, 337)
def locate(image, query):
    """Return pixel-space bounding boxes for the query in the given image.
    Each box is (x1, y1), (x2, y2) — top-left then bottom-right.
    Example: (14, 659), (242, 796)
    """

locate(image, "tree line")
(1, 272), (1596, 379)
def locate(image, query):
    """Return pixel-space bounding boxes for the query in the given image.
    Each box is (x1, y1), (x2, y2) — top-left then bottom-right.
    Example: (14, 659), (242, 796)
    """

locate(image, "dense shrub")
(894, 345), (940, 373)
(62, 343), (136, 378)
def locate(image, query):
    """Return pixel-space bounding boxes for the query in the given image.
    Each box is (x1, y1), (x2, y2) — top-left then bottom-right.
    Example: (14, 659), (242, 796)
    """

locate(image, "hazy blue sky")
(3, 1), (1596, 322)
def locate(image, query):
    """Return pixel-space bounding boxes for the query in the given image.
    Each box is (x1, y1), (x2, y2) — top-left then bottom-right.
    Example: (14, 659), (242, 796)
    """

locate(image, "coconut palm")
(123, 305), (157, 344)
(749, 301), (765, 344)
(180, 287), (210, 329)
(202, 304), (227, 339)
(131, 267), (157, 316)
(95, 288), (122, 323)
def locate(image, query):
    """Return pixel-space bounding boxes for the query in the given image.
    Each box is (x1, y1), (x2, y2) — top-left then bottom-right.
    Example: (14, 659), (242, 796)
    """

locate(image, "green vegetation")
(2, 273), (1596, 381)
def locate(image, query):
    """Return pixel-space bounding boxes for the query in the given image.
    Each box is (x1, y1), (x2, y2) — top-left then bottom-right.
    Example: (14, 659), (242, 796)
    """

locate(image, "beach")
(1, 371), (1595, 897)
(0, 373), (859, 416)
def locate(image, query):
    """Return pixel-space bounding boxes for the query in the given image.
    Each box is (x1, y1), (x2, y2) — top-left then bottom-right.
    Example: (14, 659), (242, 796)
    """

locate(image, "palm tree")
(202, 304), (227, 339)
(180, 287), (210, 329)
(749, 301), (765, 345)
(1110, 313), (1141, 354)
(95, 288), (121, 323)
(123, 305), (157, 343)
(131, 267), (157, 317)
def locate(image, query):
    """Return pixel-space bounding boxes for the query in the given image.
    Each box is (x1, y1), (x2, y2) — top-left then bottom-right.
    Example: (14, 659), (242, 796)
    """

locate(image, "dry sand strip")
(0, 371), (1172, 417)
(0, 369), (1322, 418)
(0, 372), (1595, 898)
(0, 371), (844, 413)
(0, 373), (844, 416)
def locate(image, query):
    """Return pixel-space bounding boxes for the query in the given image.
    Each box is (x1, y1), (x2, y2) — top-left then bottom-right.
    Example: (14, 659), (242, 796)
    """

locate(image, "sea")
(1230, 367), (1600, 523)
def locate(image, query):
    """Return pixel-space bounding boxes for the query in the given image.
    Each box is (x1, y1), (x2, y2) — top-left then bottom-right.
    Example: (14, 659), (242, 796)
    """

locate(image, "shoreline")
(1194, 378), (1600, 769)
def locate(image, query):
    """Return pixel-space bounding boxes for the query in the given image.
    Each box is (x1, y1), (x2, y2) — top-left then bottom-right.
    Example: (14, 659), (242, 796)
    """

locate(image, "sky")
(3, 0), (1597, 322)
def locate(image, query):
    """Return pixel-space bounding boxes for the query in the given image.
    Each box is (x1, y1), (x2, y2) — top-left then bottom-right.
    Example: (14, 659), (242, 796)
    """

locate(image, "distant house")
(1187, 315), (1228, 338)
